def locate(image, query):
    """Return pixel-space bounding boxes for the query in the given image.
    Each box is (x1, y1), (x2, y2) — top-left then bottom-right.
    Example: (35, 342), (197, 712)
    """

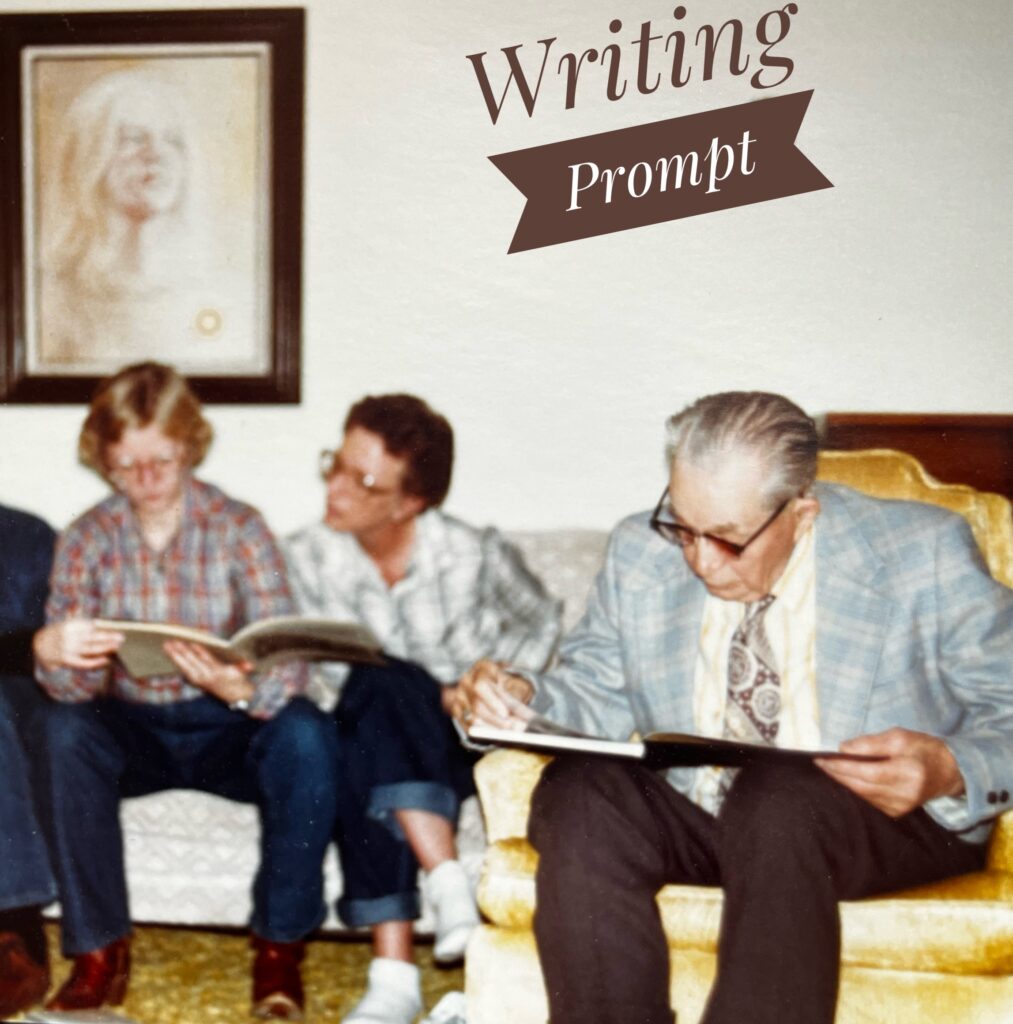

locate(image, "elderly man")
(460, 391), (1012, 1024)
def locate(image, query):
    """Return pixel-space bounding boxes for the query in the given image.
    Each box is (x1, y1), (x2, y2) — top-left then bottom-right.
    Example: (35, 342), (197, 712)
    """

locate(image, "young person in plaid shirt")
(285, 394), (561, 1024)
(33, 362), (338, 1022)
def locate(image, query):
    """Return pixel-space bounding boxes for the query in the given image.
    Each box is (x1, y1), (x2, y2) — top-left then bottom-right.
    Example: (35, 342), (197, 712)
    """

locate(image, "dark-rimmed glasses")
(649, 487), (791, 559)
(318, 449), (397, 497)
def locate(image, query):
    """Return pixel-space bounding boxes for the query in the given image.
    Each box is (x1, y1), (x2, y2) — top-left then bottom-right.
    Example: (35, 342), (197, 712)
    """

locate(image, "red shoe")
(46, 936), (130, 1010)
(0, 931), (50, 1018)
(251, 936), (305, 1021)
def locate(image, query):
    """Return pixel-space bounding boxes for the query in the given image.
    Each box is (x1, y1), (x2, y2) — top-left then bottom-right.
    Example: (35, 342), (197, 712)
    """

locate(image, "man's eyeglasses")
(649, 488), (791, 559)
(318, 449), (397, 497)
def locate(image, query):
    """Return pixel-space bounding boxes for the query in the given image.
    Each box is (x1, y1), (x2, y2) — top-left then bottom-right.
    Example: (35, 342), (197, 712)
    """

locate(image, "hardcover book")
(468, 712), (883, 769)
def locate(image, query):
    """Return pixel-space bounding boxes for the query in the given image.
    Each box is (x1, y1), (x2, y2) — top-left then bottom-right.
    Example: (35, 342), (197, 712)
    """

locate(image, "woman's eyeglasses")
(318, 449), (397, 497)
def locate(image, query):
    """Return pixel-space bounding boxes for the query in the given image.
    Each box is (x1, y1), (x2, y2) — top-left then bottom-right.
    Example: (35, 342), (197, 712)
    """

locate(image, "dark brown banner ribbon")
(490, 90), (831, 253)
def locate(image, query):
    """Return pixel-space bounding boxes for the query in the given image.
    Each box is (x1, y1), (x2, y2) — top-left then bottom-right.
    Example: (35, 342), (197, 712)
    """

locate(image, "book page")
(95, 619), (232, 678)
(467, 723), (645, 760)
(231, 616), (383, 668)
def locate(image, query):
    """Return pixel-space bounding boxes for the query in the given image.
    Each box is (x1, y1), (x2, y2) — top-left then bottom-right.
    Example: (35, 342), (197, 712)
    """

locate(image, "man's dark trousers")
(529, 756), (986, 1024)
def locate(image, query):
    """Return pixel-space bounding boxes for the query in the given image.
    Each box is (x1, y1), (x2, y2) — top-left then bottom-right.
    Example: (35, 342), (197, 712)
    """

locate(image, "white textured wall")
(1, 0), (1010, 535)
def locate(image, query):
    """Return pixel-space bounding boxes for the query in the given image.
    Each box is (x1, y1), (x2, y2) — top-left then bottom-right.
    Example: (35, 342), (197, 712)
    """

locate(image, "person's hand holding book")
(163, 640), (255, 707)
(33, 619), (124, 671)
(455, 658), (535, 732)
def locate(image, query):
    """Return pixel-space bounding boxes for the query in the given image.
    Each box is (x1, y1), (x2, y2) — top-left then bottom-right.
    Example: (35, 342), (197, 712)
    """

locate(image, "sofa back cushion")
(507, 529), (608, 632)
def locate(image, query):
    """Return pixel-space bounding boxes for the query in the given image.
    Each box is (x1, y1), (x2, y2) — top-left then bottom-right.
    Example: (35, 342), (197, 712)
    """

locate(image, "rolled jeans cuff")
(338, 890), (421, 928)
(367, 781), (459, 841)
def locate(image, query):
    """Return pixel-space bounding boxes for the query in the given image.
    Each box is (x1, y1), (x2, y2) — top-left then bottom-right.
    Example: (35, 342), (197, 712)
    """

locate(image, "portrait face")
(104, 422), (187, 519)
(322, 427), (424, 540)
(102, 89), (187, 222)
(667, 450), (819, 603)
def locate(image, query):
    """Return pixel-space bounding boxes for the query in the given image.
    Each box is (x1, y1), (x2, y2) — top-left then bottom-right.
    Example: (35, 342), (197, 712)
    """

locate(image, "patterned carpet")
(28, 924), (464, 1024)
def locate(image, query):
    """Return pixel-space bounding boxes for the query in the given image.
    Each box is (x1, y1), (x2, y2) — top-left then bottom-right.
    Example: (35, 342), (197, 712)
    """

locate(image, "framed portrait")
(0, 8), (304, 403)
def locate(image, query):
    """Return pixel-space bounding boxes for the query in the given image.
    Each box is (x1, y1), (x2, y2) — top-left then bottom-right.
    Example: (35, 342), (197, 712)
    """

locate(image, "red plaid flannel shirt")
(37, 478), (306, 719)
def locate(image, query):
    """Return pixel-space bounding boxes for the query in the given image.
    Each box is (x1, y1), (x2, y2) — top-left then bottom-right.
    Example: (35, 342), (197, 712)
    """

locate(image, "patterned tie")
(724, 594), (780, 745)
(713, 595), (780, 809)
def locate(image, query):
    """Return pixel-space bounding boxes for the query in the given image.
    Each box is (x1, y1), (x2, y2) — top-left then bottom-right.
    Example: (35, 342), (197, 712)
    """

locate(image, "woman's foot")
(426, 860), (479, 965)
(342, 958), (422, 1024)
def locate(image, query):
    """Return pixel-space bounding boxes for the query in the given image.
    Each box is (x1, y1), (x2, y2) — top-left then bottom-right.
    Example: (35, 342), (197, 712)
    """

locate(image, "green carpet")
(32, 924), (464, 1023)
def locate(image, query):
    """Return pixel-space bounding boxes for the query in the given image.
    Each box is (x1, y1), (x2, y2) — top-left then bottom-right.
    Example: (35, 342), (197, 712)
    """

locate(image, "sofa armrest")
(474, 749), (550, 843)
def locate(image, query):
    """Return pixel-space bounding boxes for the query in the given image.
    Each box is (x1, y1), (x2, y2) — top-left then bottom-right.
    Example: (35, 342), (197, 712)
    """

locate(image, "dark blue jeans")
(0, 675), (56, 913)
(333, 658), (476, 926)
(38, 695), (339, 955)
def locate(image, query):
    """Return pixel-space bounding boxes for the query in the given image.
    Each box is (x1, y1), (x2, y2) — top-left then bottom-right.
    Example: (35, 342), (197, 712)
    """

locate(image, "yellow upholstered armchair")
(467, 450), (1013, 1024)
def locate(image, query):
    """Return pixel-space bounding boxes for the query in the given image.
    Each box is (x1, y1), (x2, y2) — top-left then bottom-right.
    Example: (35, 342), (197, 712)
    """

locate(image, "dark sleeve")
(0, 508), (57, 676)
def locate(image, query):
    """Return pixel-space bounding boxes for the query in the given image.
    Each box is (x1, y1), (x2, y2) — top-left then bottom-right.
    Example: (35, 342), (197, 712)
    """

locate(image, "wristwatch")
(228, 697), (251, 713)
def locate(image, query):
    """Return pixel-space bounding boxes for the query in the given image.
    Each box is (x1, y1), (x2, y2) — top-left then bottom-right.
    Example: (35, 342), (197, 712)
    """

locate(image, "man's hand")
(455, 658), (535, 730)
(163, 640), (255, 706)
(815, 727), (965, 817)
(33, 620), (123, 671)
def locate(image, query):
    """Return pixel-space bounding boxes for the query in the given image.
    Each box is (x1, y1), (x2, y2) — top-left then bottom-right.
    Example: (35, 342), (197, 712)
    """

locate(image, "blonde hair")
(44, 67), (196, 294)
(79, 362), (213, 479)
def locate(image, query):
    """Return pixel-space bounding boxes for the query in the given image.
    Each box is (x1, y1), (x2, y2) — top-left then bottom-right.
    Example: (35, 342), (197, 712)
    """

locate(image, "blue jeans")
(38, 695), (339, 955)
(0, 675), (56, 912)
(334, 658), (476, 926)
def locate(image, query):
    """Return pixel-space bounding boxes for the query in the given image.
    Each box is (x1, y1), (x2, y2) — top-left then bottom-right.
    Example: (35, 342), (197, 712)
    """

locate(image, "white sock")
(426, 860), (479, 964)
(342, 958), (422, 1024)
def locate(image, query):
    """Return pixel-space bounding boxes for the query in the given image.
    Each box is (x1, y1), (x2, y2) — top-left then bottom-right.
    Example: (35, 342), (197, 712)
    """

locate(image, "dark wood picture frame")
(0, 7), (304, 404)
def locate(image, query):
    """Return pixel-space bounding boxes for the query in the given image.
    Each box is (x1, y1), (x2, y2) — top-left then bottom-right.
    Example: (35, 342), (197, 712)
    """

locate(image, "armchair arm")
(474, 749), (551, 844)
(988, 810), (1013, 872)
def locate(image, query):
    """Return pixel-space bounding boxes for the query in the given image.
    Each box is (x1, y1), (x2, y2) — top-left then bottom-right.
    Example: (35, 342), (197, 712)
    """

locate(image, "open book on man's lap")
(468, 711), (884, 770)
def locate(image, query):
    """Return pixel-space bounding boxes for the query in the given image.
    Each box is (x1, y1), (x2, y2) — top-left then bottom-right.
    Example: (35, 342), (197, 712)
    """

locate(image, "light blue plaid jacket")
(531, 483), (1013, 844)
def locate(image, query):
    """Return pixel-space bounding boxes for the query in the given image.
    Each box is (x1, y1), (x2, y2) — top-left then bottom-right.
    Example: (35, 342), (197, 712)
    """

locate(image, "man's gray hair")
(664, 392), (818, 510)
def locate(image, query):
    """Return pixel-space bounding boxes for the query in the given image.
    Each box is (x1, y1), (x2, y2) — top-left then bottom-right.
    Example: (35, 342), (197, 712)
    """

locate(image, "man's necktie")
(724, 594), (780, 745)
(713, 595), (780, 809)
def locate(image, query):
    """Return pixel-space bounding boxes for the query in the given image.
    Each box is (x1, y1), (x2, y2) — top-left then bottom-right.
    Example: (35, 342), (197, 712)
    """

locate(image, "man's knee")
(719, 762), (843, 853)
(530, 756), (645, 850)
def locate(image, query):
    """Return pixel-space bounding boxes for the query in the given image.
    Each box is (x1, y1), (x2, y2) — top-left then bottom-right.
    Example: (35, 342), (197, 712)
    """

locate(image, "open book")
(95, 616), (384, 679)
(468, 711), (884, 770)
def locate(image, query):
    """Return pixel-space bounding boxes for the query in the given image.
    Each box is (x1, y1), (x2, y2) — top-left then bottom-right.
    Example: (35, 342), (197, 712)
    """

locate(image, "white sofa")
(114, 529), (609, 930)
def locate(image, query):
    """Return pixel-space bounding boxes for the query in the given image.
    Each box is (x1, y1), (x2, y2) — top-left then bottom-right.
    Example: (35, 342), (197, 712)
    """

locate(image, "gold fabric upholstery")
(467, 450), (1013, 1024)
(816, 449), (1013, 587)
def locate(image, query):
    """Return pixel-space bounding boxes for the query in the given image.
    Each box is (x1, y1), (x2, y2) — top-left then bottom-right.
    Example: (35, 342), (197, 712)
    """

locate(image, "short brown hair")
(344, 394), (453, 508)
(79, 362), (213, 479)
(664, 391), (818, 510)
